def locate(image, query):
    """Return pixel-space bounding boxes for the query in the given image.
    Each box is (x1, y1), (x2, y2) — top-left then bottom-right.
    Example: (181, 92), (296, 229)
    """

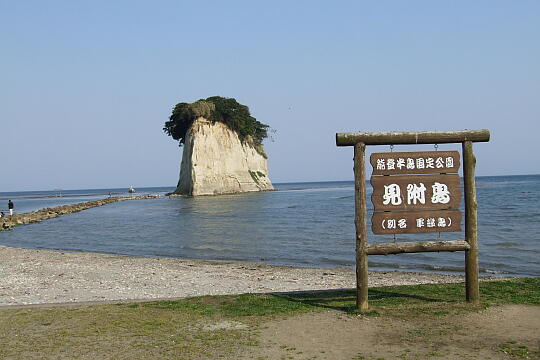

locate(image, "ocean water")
(0, 176), (538, 277)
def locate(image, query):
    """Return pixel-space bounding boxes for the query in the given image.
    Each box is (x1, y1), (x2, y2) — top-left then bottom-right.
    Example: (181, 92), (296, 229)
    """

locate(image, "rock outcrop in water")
(173, 118), (273, 196)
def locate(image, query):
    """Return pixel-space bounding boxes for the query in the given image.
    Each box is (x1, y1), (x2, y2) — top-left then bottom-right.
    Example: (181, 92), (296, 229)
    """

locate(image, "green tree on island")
(163, 96), (270, 149)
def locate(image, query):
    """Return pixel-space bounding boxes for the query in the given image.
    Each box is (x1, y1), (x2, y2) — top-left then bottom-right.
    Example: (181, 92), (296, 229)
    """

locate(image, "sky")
(1, 1), (539, 191)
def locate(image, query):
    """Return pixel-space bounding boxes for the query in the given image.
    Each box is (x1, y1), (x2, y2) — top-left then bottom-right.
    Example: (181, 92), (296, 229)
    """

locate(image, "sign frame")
(336, 129), (490, 311)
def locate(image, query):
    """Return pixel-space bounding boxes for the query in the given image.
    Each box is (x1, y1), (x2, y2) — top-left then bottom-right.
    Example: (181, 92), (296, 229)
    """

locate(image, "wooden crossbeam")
(336, 129), (490, 146)
(366, 240), (470, 255)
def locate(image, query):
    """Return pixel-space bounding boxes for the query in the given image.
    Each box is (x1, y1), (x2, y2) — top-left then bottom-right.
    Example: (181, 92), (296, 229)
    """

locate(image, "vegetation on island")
(163, 96), (270, 150)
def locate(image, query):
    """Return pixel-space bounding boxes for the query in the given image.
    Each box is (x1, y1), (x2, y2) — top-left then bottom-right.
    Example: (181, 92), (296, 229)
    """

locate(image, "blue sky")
(1, 1), (538, 191)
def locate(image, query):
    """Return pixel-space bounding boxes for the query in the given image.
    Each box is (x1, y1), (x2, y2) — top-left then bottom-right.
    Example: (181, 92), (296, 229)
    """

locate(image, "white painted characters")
(383, 184), (402, 205)
(382, 216), (454, 230)
(376, 156), (456, 171)
(382, 182), (452, 206)
(407, 183), (426, 205)
(431, 182), (451, 204)
(385, 218), (410, 229)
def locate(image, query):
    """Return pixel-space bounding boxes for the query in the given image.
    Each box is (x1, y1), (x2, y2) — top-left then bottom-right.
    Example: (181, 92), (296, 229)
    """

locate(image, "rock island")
(164, 96), (273, 196)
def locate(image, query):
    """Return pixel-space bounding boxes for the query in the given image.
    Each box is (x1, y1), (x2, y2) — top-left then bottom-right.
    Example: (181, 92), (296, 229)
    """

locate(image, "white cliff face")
(175, 118), (274, 196)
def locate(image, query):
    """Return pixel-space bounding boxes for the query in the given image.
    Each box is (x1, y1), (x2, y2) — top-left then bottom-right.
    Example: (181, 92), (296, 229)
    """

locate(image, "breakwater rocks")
(0, 195), (160, 231)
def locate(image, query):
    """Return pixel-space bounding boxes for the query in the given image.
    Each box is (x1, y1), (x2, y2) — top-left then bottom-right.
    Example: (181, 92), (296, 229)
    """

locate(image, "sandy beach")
(0, 245), (466, 307)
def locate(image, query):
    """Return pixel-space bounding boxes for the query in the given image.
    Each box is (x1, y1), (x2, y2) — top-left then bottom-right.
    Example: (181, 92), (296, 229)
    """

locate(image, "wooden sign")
(371, 151), (460, 175)
(336, 130), (490, 309)
(372, 210), (461, 235)
(371, 174), (461, 211)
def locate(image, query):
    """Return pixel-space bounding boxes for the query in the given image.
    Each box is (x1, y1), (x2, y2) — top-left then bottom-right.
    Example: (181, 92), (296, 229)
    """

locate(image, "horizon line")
(1, 173), (539, 194)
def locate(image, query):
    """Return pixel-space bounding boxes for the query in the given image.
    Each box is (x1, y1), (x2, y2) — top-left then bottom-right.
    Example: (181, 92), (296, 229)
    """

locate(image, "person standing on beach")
(8, 200), (14, 216)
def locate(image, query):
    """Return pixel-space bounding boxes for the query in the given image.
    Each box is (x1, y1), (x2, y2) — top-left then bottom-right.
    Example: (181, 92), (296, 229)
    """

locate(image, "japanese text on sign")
(371, 174), (461, 211)
(371, 151), (460, 175)
(372, 210), (461, 234)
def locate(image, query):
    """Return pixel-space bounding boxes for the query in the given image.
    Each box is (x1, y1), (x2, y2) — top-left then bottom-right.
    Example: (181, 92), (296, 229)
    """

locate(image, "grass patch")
(0, 278), (538, 359)
(273, 277), (540, 317)
(0, 293), (316, 359)
(499, 341), (539, 359)
(143, 293), (315, 317)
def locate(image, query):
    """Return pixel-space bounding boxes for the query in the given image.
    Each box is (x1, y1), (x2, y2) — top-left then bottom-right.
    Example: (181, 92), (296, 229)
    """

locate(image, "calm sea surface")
(0, 176), (539, 277)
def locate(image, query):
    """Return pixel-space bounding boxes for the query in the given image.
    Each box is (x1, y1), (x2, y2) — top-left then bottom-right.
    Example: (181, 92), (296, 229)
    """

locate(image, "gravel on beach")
(0, 245), (465, 307)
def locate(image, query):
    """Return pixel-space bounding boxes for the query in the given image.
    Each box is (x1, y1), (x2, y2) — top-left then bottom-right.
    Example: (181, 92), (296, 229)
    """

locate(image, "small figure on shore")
(0, 211), (4, 218)
(8, 200), (14, 216)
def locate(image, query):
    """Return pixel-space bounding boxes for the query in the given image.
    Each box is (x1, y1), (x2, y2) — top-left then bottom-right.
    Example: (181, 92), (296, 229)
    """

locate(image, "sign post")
(463, 141), (479, 302)
(336, 130), (490, 310)
(354, 143), (369, 311)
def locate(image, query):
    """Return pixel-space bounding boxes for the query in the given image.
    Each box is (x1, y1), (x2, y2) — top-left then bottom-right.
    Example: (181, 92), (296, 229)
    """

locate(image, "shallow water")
(0, 176), (538, 277)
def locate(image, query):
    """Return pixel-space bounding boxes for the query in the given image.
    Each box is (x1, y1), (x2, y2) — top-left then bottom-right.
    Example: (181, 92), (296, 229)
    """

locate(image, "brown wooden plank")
(371, 174), (461, 211)
(336, 129), (490, 146)
(372, 210), (461, 234)
(370, 151), (460, 175)
(367, 240), (470, 255)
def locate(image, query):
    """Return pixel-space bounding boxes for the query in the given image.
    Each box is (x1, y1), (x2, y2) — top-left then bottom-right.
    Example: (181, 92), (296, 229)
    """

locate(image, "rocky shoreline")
(0, 195), (160, 231)
(0, 245), (469, 307)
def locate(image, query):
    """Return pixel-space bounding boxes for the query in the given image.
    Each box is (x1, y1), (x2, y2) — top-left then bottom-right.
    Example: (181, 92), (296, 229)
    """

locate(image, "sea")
(0, 175), (538, 277)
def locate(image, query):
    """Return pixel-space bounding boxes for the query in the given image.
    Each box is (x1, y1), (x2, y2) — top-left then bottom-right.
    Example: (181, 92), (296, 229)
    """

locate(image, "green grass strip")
(0, 278), (538, 359)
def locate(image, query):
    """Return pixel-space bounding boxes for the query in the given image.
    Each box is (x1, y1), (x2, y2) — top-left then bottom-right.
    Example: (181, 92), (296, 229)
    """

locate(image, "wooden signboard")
(371, 151), (460, 175)
(371, 151), (462, 235)
(336, 129), (491, 310)
(371, 174), (461, 212)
